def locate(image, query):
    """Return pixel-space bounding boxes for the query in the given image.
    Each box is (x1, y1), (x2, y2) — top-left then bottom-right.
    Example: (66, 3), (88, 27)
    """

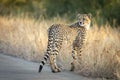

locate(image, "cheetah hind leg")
(49, 54), (61, 73)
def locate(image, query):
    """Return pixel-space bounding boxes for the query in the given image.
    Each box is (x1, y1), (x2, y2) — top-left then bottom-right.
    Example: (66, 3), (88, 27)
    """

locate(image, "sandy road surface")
(0, 53), (100, 80)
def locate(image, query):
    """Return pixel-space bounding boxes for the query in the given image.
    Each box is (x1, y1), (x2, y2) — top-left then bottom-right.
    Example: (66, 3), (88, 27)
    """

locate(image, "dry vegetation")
(78, 25), (120, 79)
(0, 16), (120, 79)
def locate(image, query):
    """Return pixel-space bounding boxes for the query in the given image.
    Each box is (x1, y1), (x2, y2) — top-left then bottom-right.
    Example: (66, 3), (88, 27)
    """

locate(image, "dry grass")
(77, 25), (120, 79)
(0, 16), (48, 61)
(0, 15), (120, 79)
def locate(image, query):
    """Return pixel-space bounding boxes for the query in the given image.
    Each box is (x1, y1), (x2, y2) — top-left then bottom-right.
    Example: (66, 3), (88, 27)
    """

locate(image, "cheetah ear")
(87, 13), (92, 19)
(77, 13), (81, 17)
(77, 13), (81, 20)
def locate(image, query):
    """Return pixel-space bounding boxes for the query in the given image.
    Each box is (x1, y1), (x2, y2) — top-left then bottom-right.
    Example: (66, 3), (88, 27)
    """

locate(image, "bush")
(0, 0), (120, 25)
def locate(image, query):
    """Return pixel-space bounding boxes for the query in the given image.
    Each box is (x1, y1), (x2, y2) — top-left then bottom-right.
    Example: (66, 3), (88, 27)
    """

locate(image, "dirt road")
(0, 53), (100, 80)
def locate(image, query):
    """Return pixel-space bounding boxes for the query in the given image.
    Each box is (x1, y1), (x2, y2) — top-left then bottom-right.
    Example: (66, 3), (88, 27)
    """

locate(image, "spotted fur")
(38, 13), (91, 73)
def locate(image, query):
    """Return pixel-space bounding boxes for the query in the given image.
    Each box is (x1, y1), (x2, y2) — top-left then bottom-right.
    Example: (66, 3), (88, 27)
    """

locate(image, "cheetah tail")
(38, 53), (49, 73)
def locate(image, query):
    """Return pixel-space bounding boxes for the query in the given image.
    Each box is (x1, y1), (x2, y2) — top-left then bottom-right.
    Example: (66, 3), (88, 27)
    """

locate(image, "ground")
(0, 53), (104, 80)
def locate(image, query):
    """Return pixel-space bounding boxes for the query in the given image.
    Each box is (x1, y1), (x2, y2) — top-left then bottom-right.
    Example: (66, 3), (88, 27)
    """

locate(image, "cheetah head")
(77, 13), (92, 30)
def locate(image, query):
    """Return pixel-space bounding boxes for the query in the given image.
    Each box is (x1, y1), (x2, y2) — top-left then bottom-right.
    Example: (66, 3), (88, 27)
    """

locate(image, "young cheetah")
(38, 13), (91, 73)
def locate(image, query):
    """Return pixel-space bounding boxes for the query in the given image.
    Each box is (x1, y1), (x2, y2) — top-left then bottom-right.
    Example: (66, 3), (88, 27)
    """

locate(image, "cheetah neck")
(85, 23), (90, 30)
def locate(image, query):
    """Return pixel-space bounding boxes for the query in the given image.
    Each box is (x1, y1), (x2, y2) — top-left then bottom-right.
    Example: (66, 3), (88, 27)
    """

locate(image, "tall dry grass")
(77, 25), (120, 79)
(0, 16), (119, 79)
(0, 16), (48, 61)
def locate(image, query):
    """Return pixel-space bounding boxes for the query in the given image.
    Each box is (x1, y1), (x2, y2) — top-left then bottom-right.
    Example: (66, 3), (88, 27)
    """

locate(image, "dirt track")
(0, 53), (101, 80)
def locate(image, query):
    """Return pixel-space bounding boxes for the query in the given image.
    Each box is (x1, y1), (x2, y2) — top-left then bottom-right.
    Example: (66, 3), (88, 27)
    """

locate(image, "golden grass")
(77, 25), (120, 79)
(0, 16), (48, 61)
(0, 16), (119, 79)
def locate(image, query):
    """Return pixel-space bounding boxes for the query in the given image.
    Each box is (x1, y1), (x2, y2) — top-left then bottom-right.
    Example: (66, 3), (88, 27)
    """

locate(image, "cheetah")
(38, 13), (91, 73)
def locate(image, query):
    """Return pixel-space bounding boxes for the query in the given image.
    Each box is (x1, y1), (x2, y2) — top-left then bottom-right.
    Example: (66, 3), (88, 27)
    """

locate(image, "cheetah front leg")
(70, 49), (77, 71)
